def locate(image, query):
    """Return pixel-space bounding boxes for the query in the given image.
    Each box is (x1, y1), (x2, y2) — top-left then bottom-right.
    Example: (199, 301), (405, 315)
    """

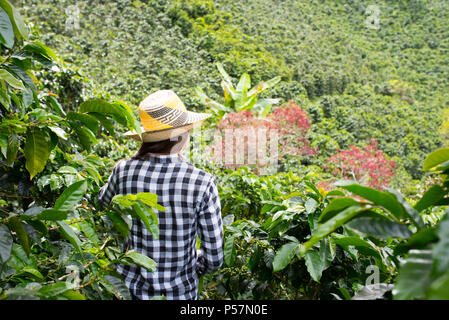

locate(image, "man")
(98, 90), (224, 300)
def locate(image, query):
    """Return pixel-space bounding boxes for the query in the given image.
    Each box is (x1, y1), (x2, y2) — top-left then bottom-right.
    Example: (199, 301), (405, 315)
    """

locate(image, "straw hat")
(125, 90), (211, 142)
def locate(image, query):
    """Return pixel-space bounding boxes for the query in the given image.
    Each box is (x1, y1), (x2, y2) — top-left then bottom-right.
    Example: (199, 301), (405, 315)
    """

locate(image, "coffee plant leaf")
(123, 251), (156, 272)
(53, 180), (88, 211)
(0, 0), (28, 41)
(0, 6), (14, 48)
(414, 185), (446, 212)
(393, 249), (433, 300)
(0, 224), (13, 263)
(432, 214), (449, 274)
(272, 241), (299, 272)
(346, 215), (412, 239)
(24, 127), (51, 180)
(36, 209), (68, 221)
(56, 221), (83, 254)
(422, 147), (449, 171)
(318, 197), (360, 223)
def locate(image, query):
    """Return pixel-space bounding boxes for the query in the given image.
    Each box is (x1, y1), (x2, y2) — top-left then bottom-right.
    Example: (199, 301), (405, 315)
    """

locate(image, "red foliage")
(266, 101), (311, 136)
(211, 101), (315, 173)
(324, 139), (396, 189)
(266, 101), (316, 157)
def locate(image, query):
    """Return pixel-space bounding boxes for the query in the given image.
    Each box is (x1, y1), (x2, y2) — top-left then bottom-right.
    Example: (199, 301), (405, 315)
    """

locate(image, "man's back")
(98, 154), (223, 299)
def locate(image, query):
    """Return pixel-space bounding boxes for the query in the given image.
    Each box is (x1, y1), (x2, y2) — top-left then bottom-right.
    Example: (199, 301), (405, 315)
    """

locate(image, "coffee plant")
(0, 0), (447, 300)
(0, 0), (161, 300)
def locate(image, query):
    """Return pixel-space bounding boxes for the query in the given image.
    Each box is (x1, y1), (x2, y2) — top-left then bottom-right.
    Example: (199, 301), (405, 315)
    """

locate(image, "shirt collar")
(143, 153), (184, 164)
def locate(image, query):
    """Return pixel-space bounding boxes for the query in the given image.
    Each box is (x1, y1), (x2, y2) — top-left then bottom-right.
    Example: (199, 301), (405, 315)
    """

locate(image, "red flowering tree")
(266, 101), (316, 158)
(211, 101), (315, 173)
(323, 139), (396, 189)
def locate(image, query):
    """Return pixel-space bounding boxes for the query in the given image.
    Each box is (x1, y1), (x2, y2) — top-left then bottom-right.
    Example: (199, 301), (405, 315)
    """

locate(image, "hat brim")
(124, 112), (211, 142)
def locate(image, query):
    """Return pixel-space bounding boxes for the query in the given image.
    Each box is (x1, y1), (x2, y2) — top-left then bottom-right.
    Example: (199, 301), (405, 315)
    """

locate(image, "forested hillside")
(1, 0), (449, 300)
(18, 0), (449, 186)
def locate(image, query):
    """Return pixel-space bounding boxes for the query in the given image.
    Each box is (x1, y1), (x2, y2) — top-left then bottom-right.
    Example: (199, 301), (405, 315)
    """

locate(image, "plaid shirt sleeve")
(195, 176), (224, 276)
(98, 161), (121, 208)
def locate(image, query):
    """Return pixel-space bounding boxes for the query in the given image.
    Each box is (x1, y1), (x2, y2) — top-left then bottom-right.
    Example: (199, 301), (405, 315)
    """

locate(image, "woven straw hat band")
(139, 90), (190, 132)
(124, 90), (212, 142)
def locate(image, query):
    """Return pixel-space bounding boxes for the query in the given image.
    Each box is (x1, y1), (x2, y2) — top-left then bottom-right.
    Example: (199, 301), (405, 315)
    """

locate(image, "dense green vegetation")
(19, 0), (449, 184)
(1, 0), (448, 300)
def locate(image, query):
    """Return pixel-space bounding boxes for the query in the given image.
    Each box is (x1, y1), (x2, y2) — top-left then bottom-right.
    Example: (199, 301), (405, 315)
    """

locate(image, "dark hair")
(131, 131), (189, 160)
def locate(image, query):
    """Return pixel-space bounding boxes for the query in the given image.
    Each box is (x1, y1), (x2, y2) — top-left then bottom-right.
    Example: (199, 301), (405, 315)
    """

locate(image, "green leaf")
(54, 180), (88, 211)
(136, 193), (166, 211)
(60, 290), (87, 300)
(0, 0), (29, 41)
(105, 211), (130, 239)
(27, 220), (48, 236)
(195, 87), (229, 113)
(39, 282), (70, 298)
(423, 147), (449, 171)
(6, 132), (18, 166)
(253, 98), (279, 117)
(48, 125), (68, 141)
(132, 203), (159, 240)
(224, 235), (236, 267)
(101, 275), (131, 300)
(89, 112), (115, 135)
(414, 185), (447, 212)
(248, 76), (281, 96)
(48, 96), (66, 117)
(0, 6), (14, 48)
(305, 249), (326, 282)
(0, 69), (25, 90)
(123, 250), (156, 272)
(332, 236), (382, 260)
(56, 221), (83, 253)
(216, 62), (233, 87)
(0, 85), (10, 110)
(6, 64), (35, 90)
(79, 99), (128, 126)
(71, 122), (97, 150)
(113, 99), (140, 133)
(394, 227), (438, 255)
(393, 249), (433, 300)
(67, 111), (99, 134)
(346, 214), (412, 239)
(272, 241), (299, 272)
(433, 214), (449, 274)
(325, 190), (346, 198)
(8, 216), (30, 256)
(319, 238), (335, 269)
(36, 209), (68, 221)
(221, 79), (237, 103)
(77, 221), (99, 245)
(335, 181), (406, 220)
(24, 127), (51, 180)
(300, 205), (367, 255)
(0, 224), (13, 263)
(236, 73), (251, 94)
(426, 272), (449, 299)
(21, 267), (44, 280)
(305, 198), (318, 214)
(318, 197), (360, 223)
(22, 41), (57, 61)
(385, 188), (425, 229)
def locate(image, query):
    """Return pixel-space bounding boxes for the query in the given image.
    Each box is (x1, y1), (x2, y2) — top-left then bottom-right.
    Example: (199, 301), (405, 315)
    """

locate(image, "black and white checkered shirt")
(98, 154), (223, 300)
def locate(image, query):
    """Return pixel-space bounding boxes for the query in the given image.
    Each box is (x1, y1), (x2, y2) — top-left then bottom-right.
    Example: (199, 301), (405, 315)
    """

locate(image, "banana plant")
(195, 62), (281, 118)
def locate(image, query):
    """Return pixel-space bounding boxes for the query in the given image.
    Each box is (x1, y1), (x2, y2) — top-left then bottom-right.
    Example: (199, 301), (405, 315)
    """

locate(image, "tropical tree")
(195, 62), (281, 118)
